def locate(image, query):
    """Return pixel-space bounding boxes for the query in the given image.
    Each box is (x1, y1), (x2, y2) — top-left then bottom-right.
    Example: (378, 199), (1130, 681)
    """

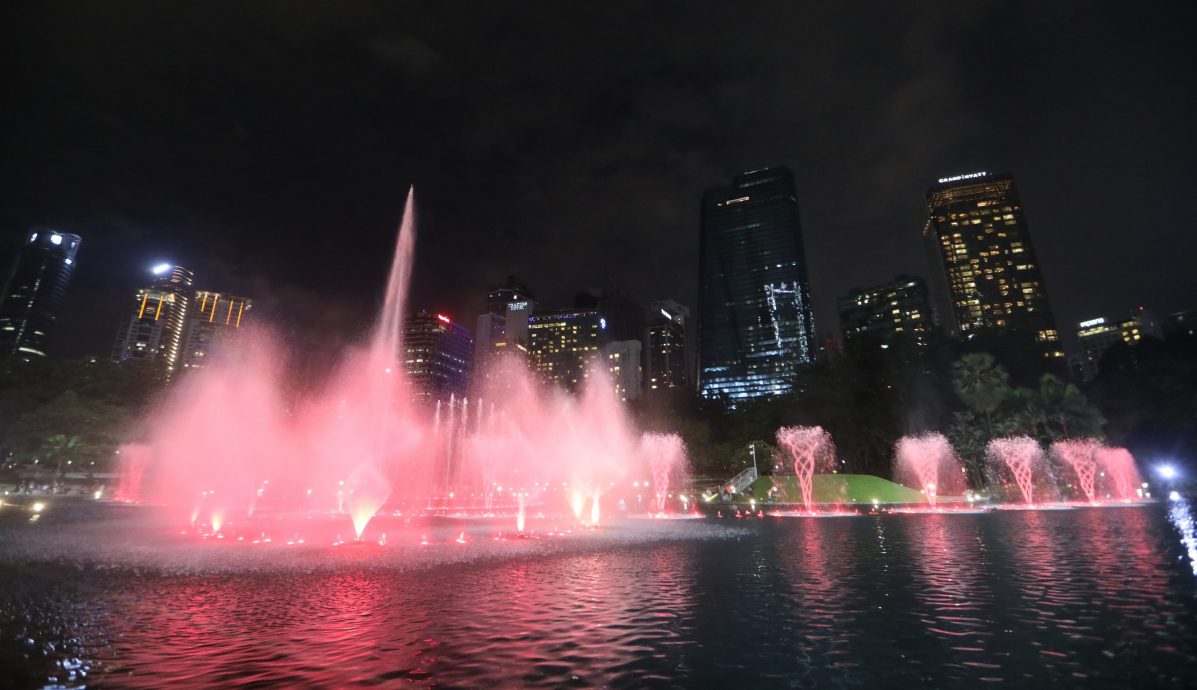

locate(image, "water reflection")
(1168, 499), (1197, 576)
(3, 505), (1197, 688)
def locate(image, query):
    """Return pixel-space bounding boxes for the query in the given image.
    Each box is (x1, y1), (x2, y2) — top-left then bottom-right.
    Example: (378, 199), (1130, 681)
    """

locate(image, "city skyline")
(2, 3), (1195, 361)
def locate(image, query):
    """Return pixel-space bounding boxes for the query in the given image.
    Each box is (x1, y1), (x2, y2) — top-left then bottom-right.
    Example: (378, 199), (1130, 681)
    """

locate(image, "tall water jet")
(114, 443), (151, 502)
(776, 426), (835, 513)
(641, 432), (690, 514)
(987, 436), (1044, 505)
(1097, 446), (1141, 501)
(894, 432), (964, 508)
(1051, 438), (1100, 503)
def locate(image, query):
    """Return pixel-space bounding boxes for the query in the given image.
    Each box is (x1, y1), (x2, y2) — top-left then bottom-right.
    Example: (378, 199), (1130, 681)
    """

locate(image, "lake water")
(2, 499), (1196, 688)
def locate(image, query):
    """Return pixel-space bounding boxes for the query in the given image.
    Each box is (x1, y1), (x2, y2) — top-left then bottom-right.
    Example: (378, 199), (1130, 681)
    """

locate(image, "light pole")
(749, 443), (757, 474)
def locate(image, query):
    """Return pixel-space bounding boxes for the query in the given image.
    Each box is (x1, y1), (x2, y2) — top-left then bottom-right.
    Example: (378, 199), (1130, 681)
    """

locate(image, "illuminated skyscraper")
(604, 339), (642, 401)
(403, 310), (472, 405)
(698, 167), (816, 401)
(180, 291), (252, 369)
(474, 279), (534, 376)
(527, 308), (605, 391)
(112, 264), (194, 371)
(837, 275), (933, 349)
(924, 172), (1062, 358)
(0, 228), (81, 359)
(645, 300), (689, 392)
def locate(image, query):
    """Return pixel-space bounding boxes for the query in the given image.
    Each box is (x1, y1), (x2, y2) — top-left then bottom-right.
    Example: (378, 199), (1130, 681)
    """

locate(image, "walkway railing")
(725, 466), (758, 494)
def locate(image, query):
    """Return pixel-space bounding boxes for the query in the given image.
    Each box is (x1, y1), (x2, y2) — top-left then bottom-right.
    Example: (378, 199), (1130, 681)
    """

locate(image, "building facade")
(0, 229), (81, 358)
(474, 281), (534, 377)
(180, 291), (252, 369)
(698, 166), (817, 401)
(527, 309), (605, 391)
(837, 275), (933, 349)
(645, 300), (689, 393)
(403, 310), (473, 405)
(112, 264), (195, 371)
(1074, 307), (1165, 382)
(604, 339), (642, 401)
(923, 172), (1062, 359)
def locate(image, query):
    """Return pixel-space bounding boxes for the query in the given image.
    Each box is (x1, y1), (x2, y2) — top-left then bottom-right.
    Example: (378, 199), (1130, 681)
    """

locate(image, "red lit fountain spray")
(986, 436), (1044, 505)
(641, 432), (689, 515)
(894, 432), (964, 508)
(776, 426), (835, 513)
(130, 190), (687, 540)
(1096, 446), (1141, 501)
(1051, 439), (1100, 504)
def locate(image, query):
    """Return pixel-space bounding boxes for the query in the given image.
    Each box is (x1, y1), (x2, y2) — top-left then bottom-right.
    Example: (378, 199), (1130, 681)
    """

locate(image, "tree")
(952, 353), (1011, 436)
(40, 434), (88, 479)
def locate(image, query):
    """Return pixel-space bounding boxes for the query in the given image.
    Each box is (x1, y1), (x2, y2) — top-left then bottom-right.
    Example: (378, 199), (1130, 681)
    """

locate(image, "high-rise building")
(527, 308), (606, 391)
(837, 275), (933, 350)
(698, 166), (817, 401)
(604, 339), (642, 401)
(474, 280), (534, 377)
(403, 310), (472, 405)
(1074, 307), (1165, 382)
(0, 229), (81, 359)
(645, 300), (689, 393)
(180, 291), (252, 369)
(112, 264), (195, 371)
(923, 172), (1062, 358)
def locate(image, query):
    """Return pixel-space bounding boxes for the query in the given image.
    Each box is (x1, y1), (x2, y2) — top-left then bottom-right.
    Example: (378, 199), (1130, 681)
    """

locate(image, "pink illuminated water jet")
(1051, 439), (1100, 503)
(776, 426), (835, 513)
(894, 432), (964, 508)
(123, 189), (684, 539)
(641, 432), (690, 514)
(1097, 446), (1141, 501)
(987, 437), (1044, 505)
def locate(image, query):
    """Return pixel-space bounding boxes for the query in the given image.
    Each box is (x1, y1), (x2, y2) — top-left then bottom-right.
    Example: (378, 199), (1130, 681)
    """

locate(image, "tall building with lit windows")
(698, 166), (816, 401)
(645, 300), (689, 393)
(180, 291), (252, 369)
(923, 172), (1062, 358)
(527, 309), (605, 391)
(604, 339), (642, 401)
(112, 264), (195, 370)
(1074, 307), (1164, 382)
(403, 310), (472, 405)
(474, 279), (534, 377)
(0, 228), (81, 359)
(837, 275), (932, 349)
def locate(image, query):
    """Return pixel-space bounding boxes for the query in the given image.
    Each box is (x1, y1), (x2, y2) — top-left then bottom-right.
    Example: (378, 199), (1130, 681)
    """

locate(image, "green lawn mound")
(748, 474), (929, 505)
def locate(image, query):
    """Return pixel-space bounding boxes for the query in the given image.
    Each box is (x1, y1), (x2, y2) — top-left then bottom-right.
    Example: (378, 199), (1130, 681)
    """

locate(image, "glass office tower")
(698, 167), (816, 401)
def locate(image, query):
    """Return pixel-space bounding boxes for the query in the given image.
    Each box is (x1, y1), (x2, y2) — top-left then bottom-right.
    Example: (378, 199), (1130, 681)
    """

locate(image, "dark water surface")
(3, 500), (1197, 688)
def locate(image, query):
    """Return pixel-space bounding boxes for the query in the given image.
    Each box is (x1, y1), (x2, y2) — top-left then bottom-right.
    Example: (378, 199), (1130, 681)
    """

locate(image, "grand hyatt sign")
(938, 171), (990, 184)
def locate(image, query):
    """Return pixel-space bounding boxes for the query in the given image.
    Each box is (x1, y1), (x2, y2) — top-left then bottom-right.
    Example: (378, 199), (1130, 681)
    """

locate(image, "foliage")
(40, 433), (88, 478)
(0, 357), (165, 472)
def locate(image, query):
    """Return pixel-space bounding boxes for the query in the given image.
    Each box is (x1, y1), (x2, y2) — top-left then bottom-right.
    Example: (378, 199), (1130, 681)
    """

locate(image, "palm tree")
(952, 353), (1011, 436)
(41, 434), (87, 479)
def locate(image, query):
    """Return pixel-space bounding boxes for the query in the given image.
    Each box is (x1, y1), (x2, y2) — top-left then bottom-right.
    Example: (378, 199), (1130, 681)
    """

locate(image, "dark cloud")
(2, 1), (1194, 358)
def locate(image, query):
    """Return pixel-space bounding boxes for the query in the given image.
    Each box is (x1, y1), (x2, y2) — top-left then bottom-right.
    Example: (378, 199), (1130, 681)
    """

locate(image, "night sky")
(4, 1), (1195, 358)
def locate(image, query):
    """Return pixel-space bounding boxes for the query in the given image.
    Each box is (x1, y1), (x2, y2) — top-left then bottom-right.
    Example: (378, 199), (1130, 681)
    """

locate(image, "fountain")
(1097, 446), (1141, 501)
(125, 190), (675, 539)
(1051, 439), (1100, 503)
(894, 432), (964, 508)
(986, 436), (1045, 505)
(776, 426), (835, 513)
(641, 432), (690, 514)
(114, 443), (150, 502)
